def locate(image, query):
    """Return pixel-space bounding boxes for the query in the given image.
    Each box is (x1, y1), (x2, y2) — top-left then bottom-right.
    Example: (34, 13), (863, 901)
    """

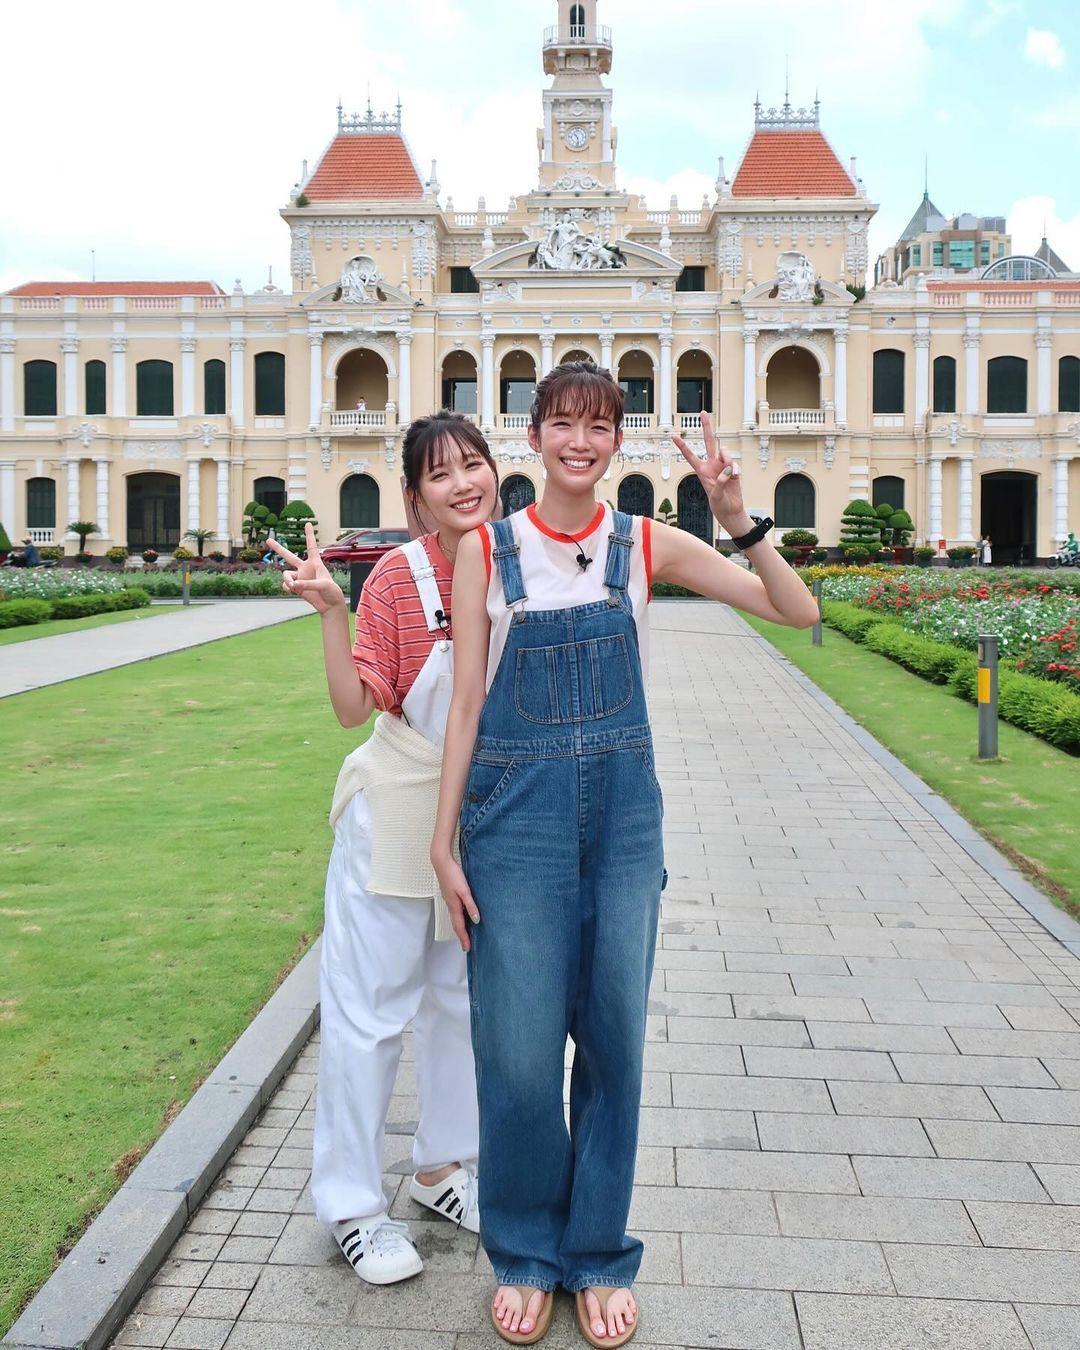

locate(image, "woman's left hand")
(672, 411), (752, 536)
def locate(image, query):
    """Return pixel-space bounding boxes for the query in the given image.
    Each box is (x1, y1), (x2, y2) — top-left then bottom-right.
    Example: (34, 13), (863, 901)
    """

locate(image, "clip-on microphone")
(575, 546), (593, 572)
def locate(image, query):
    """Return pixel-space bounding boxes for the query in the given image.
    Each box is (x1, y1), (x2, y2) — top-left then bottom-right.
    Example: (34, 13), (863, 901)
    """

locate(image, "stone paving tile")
(115, 605), (1080, 1346)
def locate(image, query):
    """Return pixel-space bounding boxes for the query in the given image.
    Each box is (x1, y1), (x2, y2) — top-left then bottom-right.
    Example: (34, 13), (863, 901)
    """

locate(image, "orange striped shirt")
(352, 534), (453, 715)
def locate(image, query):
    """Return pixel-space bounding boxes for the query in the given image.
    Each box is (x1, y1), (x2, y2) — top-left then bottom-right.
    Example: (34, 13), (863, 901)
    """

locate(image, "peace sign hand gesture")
(265, 523), (346, 614)
(672, 412), (753, 537)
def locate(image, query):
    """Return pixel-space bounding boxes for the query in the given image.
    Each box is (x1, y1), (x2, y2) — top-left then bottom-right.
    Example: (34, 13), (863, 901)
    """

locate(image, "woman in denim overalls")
(432, 362), (818, 1346)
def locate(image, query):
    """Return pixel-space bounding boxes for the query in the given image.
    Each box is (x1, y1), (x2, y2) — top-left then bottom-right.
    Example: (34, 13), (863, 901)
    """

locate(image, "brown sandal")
(491, 1285), (555, 1345)
(574, 1287), (639, 1348)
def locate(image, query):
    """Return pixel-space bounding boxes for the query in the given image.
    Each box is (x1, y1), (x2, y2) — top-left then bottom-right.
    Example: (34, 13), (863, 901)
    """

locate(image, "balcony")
(678, 412), (703, 432)
(498, 413), (531, 431)
(623, 413), (656, 432)
(329, 409), (392, 433)
(28, 528), (54, 545)
(758, 402), (832, 432)
(543, 23), (612, 46)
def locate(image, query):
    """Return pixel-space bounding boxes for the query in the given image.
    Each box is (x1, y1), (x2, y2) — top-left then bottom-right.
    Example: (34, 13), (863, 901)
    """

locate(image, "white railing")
(452, 213), (478, 227)
(543, 23), (612, 44)
(84, 297), (111, 310)
(679, 413), (702, 431)
(1054, 290), (1080, 306)
(932, 293), (963, 306)
(130, 297), (179, 310)
(678, 211), (704, 224)
(985, 291), (1032, 307)
(623, 413), (655, 431)
(330, 409), (389, 430)
(768, 408), (825, 427)
(487, 212), (509, 226)
(18, 298), (61, 310)
(28, 528), (54, 545)
(199, 296), (226, 310)
(645, 212), (668, 224)
(499, 413), (530, 430)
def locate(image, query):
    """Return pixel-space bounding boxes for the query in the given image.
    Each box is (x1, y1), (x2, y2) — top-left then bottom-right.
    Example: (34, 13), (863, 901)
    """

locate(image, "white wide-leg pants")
(311, 791), (479, 1225)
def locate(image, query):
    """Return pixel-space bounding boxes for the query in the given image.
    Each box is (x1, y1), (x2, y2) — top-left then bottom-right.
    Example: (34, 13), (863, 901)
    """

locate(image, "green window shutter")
(136, 361), (174, 416)
(85, 360), (106, 415)
(932, 355), (956, 413)
(872, 349), (905, 414)
(1057, 356), (1079, 413)
(24, 360), (58, 416)
(449, 267), (479, 294)
(987, 356), (1027, 414)
(26, 476), (57, 528)
(254, 352), (286, 416)
(203, 359), (226, 414)
(774, 473), (815, 528)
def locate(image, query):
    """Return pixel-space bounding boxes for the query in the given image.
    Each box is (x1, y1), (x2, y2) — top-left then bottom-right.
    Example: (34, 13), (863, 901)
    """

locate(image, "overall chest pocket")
(514, 634), (633, 724)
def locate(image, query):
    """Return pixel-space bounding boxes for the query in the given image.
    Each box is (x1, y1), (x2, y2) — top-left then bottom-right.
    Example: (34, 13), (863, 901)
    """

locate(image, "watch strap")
(732, 516), (774, 551)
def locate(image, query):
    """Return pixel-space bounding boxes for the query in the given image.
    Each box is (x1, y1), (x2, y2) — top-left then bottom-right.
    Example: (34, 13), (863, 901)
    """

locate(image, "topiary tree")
(656, 498), (677, 527)
(242, 502), (278, 548)
(888, 509), (914, 547)
(0, 521), (11, 556)
(874, 502), (895, 547)
(839, 500), (881, 557)
(276, 501), (318, 557)
(67, 520), (101, 552)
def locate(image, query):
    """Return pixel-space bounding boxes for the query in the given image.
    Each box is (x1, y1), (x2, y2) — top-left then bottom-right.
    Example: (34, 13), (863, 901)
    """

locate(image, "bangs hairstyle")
(530, 360), (624, 434)
(401, 411), (498, 493)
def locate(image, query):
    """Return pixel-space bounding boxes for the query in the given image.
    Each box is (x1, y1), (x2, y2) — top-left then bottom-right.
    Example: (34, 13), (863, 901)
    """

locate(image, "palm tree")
(184, 528), (216, 558)
(67, 521), (100, 553)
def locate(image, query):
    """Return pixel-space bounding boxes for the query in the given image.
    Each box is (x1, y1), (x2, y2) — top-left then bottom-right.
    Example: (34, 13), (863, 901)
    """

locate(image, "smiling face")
(528, 410), (620, 493)
(415, 434), (499, 536)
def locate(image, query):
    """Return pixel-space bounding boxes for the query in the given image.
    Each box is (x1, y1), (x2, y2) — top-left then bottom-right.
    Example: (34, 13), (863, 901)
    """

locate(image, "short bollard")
(182, 566), (191, 607)
(811, 578), (823, 647)
(977, 633), (999, 760)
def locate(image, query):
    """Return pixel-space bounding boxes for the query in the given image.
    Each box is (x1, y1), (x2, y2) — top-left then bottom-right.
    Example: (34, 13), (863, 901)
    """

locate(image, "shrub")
(780, 529), (818, 547)
(208, 550), (226, 562)
(864, 624), (974, 684)
(821, 600), (883, 644)
(49, 588), (150, 620)
(811, 548), (828, 562)
(38, 545), (63, 561)
(105, 546), (128, 564)
(889, 509), (914, 546)
(656, 499), (677, 527)
(949, 662), (1080, 753)
(840, 500), (881, 554)
(652, 581), (703, 598)
(0, 597), (52, 628)
(242, 502), (278, 547)
(778, 546), (799, 562)
(0, 521), (11, 554)
(173, 547), (195, 561)
(237, 547), (262, 563)
(914, 546), (936, 563)
(947, 546), (977, 561)
(276, 501), (318, 556)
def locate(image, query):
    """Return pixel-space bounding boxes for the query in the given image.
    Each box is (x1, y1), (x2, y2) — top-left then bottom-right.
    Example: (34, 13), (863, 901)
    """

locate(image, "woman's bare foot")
(583, 1287), (637, 1340)
(493, 1285), (546, 1337)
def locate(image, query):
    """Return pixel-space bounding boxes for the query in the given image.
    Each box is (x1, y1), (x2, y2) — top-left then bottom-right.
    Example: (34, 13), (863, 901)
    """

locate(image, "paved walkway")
(0, 600), (307, 697)
(115, 603), (1080, 1350)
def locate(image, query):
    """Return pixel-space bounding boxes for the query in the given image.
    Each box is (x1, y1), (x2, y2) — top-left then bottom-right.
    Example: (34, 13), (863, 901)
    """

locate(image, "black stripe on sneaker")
(343, 1235), (365, 1259)
(434, 1186), (456, 1208)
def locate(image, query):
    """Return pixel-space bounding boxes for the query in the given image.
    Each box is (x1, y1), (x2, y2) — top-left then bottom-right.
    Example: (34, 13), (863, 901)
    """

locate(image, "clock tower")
(538, 1), (617, 191)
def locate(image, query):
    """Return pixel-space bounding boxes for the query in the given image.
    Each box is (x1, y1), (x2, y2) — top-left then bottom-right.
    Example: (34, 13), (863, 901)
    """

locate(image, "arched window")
(26, 477), (56, 529)
(500, 474), (536, 516)
(774, 473), (815, 528)
(677, 474), (713, 543)
(1059, 355), (1080, 413)
(872, 349), (904, 414)
(618, 475), (654, 518)
(23, 360), (57, 416)
(254, 476), (286, 519)
(987, 356), (1027, 414)
(85, 360), (106, 416)
(569, 4), (585, 37)
(872, 476), (905, 513)
(932, 355), (956, 413)
(204, 359), (226, 415)
(340, 474), (379, 528)
(135, 360), (174, 416)
(254, 352), (286, 416)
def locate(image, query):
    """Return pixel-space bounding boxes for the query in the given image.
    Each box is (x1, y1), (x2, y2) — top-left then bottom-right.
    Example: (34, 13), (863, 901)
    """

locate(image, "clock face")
(565, 125), (588, 150)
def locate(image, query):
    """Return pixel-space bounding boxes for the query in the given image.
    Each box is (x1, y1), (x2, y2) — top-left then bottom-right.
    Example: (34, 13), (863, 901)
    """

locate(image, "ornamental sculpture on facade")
(337, 255), (380, 303)
(774, 251), (817, 302)
(531, 213), (626, 271)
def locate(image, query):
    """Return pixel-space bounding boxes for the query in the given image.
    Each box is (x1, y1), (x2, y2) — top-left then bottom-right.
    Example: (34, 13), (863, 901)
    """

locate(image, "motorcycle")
(1047, 548), (1079, 568)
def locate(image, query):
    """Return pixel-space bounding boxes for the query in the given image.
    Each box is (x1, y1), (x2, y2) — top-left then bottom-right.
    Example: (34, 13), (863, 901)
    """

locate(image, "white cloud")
(1007, 195), (1080, 271)
(1030, 94), (1080, 128)
(1023, 27), (1066, 69)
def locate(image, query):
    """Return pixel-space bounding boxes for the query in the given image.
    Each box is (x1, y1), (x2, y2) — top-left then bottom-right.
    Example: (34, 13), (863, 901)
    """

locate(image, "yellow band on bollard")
(977, 667), (991, 704)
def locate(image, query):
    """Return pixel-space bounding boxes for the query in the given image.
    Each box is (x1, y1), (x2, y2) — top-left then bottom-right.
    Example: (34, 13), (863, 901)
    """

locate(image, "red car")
(319, 527), (411, 567)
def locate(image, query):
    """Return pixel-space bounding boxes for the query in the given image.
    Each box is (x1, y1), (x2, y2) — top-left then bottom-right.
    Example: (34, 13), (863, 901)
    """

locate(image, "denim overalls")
(460, 510), (665, 1294)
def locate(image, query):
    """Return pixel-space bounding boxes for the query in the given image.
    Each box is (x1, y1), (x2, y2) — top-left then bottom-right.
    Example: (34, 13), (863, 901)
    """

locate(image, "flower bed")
(0, 566), (350, 602)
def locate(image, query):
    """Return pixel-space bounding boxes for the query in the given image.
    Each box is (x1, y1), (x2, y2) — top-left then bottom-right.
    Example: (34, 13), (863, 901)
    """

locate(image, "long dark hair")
(401, 411), (499, 531)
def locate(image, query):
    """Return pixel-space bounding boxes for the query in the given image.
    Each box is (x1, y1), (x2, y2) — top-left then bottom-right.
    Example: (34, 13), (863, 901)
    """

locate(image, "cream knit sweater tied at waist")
(330, 711), (457, 943)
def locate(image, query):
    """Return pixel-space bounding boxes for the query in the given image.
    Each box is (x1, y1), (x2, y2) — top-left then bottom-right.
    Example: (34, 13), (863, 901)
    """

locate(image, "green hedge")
(652, 581), (704, 598)
(0, 598), (52, 628)
(0, 589), (150, 628)
(820, 600), (1080, 753)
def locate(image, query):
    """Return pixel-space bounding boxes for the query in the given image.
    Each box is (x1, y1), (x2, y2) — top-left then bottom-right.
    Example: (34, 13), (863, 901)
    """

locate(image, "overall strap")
(491, 518), (527, 606)
(603, 509), (635, 601)
(401, 538), (449, 634)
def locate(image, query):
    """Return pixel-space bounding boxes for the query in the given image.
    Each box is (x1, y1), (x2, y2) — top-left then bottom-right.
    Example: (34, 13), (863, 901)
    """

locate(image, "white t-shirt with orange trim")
(478, 503), (652, 692)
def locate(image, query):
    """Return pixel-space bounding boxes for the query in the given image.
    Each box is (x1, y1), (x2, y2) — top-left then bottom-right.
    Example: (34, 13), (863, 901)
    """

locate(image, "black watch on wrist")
(731, 516), (774, 551)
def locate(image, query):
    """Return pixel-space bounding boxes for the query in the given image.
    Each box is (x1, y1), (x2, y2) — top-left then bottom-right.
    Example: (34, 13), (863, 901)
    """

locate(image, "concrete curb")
(3, 940), (322, 1350)
(738, 615), (1080, 959)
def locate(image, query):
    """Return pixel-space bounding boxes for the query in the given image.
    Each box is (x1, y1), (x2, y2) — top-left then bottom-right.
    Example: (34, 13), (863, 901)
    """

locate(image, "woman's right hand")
(266, 523), (346, 615)
(433, 851), (480, 952)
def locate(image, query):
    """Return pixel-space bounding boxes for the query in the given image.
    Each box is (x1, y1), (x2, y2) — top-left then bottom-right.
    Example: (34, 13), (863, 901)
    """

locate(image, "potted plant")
(183, 527), (216, 558)
(842, 544), (873, 565)
(104, 545), (128, 566)
(208, 550), (226, 563)
(947, 545), (977, 568)
(914, 546), (935, 567)
(237, 547), (262, 563)
(888, 509), (915, 562)
(142, 548), (159, 565)
(67, 521), (100, 557)
(778, 545), (799, 563)
(173, 546), (195, 563)
(780, 528), (818, 565)
(874, 549), (894, 564)
(811, 547), (828, 562)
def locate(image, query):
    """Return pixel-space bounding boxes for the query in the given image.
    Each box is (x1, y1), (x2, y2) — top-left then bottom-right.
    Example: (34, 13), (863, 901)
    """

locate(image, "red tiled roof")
(3, 281), (225, 297)
(304, 134), (424, 201)
(732, 131), (855, 198)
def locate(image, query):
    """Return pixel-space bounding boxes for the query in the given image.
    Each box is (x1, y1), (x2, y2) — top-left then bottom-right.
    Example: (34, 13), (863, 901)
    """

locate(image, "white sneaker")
(409, 1165), (480, 1233)
(331, 1213), (423, 1284)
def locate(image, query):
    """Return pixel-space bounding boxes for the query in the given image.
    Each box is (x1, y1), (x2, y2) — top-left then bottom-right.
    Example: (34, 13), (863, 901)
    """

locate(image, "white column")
(229, 337), (246, 428)
(187, 458), (201, 533)
(929, 456), (944, 542)
(963, 331), (979, 416)
(215, 458), (230, 540)
(600, 331), (613, 372)
(540, 334), (555, 377)
(743, 328), (758, 428)
(180, 336), (196, 417)
(1, 338), (15, 432)
(480, 334), (495, 432)
(1055, 455), (1070, 544)
(913, 332), (930, 427)
(833, 328), (848, 429)
(94, 458), (110, 538)
(658, 326), (673, 430)
(397, 331), (412, 425)
(957, 456), (973, 541)
(1036, 332), (1052, 416)
(0, 460), (14, 533)
(111, 337), (127, 418)
(62, 338), (79, 417)
(66, 457), (81, 531)
(308, 333), (323, 430)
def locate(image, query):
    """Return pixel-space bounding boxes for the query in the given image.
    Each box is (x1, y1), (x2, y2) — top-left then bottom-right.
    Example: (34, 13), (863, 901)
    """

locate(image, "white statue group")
(533, 214), (625, 271)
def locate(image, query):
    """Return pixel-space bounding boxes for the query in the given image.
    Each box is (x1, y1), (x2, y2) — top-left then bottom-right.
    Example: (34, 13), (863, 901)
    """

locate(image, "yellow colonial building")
(3, 0), (1079, 563)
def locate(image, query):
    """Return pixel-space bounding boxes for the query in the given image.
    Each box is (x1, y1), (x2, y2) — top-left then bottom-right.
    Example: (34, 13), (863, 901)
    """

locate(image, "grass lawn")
(744, 614), (1080, 915)
(0, 615), (364, 1332)
(0, 604), (187, 647)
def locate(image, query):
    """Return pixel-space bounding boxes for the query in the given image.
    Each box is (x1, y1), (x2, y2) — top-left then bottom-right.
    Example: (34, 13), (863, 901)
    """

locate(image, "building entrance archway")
(981, 471), (1037, 565)
(678, 474), (713, 544)
(127, 473), (181, 553)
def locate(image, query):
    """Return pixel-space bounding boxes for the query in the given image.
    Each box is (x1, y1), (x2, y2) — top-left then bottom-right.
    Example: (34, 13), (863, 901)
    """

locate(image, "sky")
(1, 0), (1078, 293)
